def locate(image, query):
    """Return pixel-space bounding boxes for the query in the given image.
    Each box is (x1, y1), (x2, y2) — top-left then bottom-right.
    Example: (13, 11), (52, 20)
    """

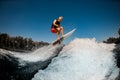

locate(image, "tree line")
(103, 28), (120, 44)
(0, 33), (49, 52)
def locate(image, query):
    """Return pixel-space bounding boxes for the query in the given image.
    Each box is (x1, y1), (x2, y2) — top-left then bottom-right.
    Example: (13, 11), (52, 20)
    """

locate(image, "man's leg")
(60, 27), (64, 37)
(56, 32), (61, 44)
(56, 32), (60, 40)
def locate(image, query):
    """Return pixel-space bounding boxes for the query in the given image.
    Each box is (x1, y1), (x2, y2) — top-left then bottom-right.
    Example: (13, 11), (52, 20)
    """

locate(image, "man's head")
(58, 16), (63, 22)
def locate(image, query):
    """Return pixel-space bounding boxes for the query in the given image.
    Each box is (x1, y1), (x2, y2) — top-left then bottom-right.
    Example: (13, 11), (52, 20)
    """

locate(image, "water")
(13, 44), (64, 64)
(32, 38), (119, 80)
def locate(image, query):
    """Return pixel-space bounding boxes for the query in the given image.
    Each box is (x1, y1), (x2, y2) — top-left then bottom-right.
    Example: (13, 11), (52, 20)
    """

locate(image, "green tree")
(118, 28), (120, 37)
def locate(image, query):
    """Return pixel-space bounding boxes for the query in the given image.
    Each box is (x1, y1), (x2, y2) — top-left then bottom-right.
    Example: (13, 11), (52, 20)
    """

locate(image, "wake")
(14, 44), (64, 62)
(32, 38), (119, 80)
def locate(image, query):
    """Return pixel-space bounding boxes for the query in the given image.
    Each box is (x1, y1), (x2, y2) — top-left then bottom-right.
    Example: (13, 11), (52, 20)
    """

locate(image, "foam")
(32, 38), (119, 80)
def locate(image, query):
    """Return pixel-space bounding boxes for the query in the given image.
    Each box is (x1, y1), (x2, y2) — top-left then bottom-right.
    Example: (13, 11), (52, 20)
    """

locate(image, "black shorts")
(51, 25), (59, 29)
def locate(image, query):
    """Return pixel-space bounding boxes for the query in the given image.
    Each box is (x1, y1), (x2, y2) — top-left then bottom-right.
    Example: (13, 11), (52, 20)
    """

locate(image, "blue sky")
(0, 0), (120, 43)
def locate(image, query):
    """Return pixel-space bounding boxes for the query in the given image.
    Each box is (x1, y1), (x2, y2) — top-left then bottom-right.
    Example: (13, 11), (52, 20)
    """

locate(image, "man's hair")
(58, 16), (63, 19)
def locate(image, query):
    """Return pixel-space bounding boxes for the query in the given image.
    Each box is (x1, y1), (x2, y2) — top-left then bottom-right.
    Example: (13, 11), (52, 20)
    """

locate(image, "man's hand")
(62, 35), (64, 38)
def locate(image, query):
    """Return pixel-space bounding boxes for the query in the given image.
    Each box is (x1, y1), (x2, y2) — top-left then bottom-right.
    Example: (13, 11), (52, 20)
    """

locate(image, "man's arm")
(53, 19), (59, 27)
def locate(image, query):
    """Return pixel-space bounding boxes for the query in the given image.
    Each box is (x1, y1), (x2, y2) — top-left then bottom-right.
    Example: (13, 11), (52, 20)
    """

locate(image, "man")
(51, 16), (64, 43)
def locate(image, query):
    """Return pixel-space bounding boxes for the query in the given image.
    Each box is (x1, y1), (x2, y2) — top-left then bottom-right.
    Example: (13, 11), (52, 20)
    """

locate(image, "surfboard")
(52, 29), (76, 45)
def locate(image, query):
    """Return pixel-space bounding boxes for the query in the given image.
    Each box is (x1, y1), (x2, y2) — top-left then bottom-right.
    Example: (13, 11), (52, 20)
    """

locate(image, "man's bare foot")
(58, 39), (61, 44)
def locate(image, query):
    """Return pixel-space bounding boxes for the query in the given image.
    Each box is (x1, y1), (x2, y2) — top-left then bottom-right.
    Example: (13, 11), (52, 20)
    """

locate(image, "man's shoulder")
(54, 19), (57, 21)
(53, 19), (57, 22)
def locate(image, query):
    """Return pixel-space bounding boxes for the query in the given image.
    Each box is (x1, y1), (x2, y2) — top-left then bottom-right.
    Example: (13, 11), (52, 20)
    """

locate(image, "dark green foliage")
(0, 33), (49, 51)
(104, 28), (120, 44)
(118, 28), (120, 36)
(104, 37), (120, 44)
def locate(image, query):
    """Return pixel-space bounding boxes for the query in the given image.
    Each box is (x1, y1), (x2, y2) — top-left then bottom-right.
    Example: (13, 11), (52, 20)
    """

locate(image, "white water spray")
(32, 38), (119, 80)
(14, 44), (64, 62)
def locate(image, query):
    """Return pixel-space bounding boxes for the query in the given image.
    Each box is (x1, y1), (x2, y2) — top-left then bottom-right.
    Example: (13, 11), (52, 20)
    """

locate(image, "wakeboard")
(52, 29), (76, 45)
